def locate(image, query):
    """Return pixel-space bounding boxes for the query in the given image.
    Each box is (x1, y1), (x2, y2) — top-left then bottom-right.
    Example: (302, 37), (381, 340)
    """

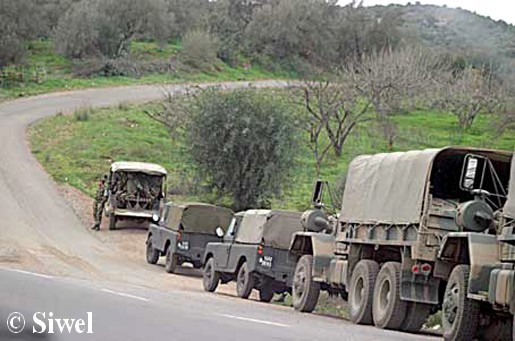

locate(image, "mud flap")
(400, 257), (440, 304)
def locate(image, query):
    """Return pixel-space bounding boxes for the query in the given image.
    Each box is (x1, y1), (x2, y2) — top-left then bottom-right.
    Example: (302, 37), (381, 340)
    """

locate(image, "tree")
(188, 89), (297, 210)
(345, 47), (443, 149)
(298, 80), (372, 175)
(435, 66), (505, 129)
(54, 0), (172, 59)
(0, 0), (41, 68)
(180, 29), (220, 70)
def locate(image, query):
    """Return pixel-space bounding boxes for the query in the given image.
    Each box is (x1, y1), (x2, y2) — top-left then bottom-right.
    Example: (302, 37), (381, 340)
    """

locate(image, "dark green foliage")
(188, 89), (298, 210)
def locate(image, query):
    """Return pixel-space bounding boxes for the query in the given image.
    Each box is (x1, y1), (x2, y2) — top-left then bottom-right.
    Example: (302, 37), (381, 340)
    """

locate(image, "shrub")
(180, 30), (220, 70)
(188, 89), (298, 210)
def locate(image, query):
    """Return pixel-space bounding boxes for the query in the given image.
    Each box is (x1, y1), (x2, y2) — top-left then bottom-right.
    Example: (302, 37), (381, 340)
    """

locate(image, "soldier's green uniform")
(92, 176), (108, 230)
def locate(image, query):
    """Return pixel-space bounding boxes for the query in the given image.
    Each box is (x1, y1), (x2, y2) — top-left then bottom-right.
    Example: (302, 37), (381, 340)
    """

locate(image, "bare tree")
(345, 47), (443, 149)
(298, 79), (373, 175)
(435, 66), (504, 129)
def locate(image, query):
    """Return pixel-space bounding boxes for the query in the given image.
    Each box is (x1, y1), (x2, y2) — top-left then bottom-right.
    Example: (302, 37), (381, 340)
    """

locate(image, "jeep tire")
(202, 257), (220, 292)
(236, 261), (254, 299)
(145, 238), (159, 264)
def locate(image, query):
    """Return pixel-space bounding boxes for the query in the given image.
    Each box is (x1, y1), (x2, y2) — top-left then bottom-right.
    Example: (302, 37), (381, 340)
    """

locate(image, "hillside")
(375, 3), (515, 73)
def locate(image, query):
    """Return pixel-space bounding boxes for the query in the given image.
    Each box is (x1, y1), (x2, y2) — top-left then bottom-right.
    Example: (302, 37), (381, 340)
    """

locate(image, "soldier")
(92, 175), (109, 230)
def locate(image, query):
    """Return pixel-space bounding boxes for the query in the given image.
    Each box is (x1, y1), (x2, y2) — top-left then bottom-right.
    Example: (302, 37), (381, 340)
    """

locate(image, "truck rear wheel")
(373, 262), (407, 330)
(236, 262), (254, 299)
(442, 265), (480, 341)
(349, 259), (379, 325)
(400, 302), (431, 333)
(108, 213), (116, 230)
(145, 238), (159, 265)
(202, 257), (220, 292)
(165, 248), (179, 274)
(292, 255), (320, 312)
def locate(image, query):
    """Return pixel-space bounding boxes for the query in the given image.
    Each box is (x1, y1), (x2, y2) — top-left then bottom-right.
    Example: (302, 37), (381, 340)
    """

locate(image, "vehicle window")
(226, 217), (238, 237)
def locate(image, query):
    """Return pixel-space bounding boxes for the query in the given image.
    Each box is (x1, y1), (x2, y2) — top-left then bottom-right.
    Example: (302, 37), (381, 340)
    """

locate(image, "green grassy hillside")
(28, 94), (515, 211)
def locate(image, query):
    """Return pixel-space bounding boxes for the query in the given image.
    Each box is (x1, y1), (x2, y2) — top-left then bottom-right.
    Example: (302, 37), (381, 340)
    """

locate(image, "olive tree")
(188, 89), (297, 210)
(54, 0), (172, 59)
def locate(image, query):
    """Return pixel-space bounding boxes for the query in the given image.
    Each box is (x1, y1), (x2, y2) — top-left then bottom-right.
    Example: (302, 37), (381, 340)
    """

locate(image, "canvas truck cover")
(166, 203), (233, 234)
(111, 161), (167, 176)
(235, 210), (303, 249)
(504, 155), (515, 219)
(340, 149), (440, 224)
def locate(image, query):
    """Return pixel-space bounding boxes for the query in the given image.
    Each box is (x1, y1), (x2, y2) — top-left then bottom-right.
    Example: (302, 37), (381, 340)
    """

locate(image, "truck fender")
(289, 232), (334, 281)
(437, 232), (500, 296)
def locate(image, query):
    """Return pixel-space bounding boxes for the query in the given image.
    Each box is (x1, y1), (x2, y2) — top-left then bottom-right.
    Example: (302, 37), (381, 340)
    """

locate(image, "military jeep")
(290, 147), (514, 340)
(202, 209), (303, 302)
(105, 161), (167, 230)
(146, 202), (233, 273)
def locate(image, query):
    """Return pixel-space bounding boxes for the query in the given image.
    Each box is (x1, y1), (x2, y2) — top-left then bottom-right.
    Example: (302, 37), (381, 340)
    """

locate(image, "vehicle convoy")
(202, 209), (303, 302)
(146, 202), (233, 273)
(289, 147), (515, 340)
(105, 161), (167, 230)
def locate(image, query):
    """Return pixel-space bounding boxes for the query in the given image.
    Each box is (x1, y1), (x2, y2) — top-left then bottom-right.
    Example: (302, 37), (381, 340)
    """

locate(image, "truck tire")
(259, 286), (275, 303)
(349, 259), (379, 325)
(165, 248), (179, 274)
(108, 213), (116, 230)
(292, 255), (320, 312)
(400, 302), (431, 333)
(373, 262), (407, 330)
(442, 265), (480, 341)
(145, 238), (159, 265)
(202, 257), (220, 292)
(236, 262), (254, 299)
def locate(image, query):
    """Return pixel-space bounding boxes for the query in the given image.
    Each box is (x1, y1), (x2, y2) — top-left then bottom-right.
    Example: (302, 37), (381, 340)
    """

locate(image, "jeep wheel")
(202, 257), (220, 292)
(164, 248), (179, 274)
(292, 255), (320, 312)
(259, 286), (275, 303)
(108, 213), (117, 230)
(442, 265), (480, 341)
(373, 262), (407, 330)
(236, 262), (254, 299)
(349, 259), (379, 325)
(145, 238), (159, 265)
(400, 303), (431, 333)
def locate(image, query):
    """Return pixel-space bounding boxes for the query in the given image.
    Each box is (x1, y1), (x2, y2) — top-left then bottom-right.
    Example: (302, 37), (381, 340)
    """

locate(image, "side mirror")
(312, 180), (324, 207)
(215, 227), (224, 238)
(461, 156), (478, 191)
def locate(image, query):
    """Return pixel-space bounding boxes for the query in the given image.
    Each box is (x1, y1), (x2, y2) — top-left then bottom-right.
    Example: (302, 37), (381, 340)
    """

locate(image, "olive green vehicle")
(104, 161), (167, 230)
(202, 210), (303, 302)
(290, 147), (514, 340)
(146, 202), (233, 273)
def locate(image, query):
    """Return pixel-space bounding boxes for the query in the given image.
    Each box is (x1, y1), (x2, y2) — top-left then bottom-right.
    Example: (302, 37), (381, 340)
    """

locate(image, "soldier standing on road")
(92, 175), (109, 230)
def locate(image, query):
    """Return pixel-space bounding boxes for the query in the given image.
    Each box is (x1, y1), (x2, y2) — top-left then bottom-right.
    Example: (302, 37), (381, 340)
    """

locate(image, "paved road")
(0, 82), (438, 339)
(0, 268), (434, 340)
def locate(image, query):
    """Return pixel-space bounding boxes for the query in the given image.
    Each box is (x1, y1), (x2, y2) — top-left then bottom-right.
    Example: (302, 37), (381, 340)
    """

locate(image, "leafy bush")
(188, 89), (298, 210)
(180, 30), (220, 70)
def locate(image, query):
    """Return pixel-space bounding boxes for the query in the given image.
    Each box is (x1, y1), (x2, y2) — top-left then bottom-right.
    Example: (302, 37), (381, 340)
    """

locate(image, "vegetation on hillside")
(28, 89), (515, 211)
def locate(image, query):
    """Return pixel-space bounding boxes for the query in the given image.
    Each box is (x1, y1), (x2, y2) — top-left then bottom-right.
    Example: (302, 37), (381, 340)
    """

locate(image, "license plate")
(178, 241), (189, 250)
(258, 256), (273, 268)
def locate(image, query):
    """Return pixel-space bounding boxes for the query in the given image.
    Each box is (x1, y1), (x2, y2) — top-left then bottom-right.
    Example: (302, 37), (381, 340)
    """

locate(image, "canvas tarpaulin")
(340, 149), (440, 224)
(235, 210), (303, 249)
(504, 156), (515, 219)
(167, 203), (233, 234)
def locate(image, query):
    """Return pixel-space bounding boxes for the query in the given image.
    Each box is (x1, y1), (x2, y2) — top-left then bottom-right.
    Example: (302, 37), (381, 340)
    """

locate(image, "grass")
(27, 92), (515, 210)
(0, 40), (292, 102)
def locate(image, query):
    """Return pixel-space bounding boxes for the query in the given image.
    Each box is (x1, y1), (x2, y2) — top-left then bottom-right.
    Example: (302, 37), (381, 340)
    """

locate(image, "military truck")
(105, 161), (167, 230)
(146, 202), (233, 273)
(290, 147), (514, 340)
(202, 210), (303, 302)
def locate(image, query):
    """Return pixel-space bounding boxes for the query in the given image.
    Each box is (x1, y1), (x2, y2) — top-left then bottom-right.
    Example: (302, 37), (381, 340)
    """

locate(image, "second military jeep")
(146, 202), (233, 273)
(202, 209), (303, 302)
